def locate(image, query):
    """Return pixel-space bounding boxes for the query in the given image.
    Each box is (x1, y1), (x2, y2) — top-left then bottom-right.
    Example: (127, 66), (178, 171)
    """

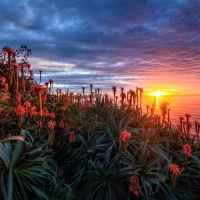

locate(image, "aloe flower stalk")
(185, 114), (191, 122)
(20, 64), (26, 93)
(8, 52), (12, 85)
(136, 87), (139, 108)
(146, 105), (149, 113)
(139, 87), (144, 112)
(29, 83), (47, 120)
(4, 83), (9, 94)
(179, 116), (184, 132)
(24, 101), (31, 115)
(168, 163), (181, 189)
(59, 120), (64, 128)
(45, 82), (49, 88)
(69, 132), (75, 143)
(56, 89), (59, 102)
(82, 86), (85, 96)
(29, 70), (33, 78)
(160, 101), (169, 124)
(183, 143), (192, 157)
(97, 88), (100, 96)
(15, 105), (25, 129)
(90, 84), (93, 95)
(168, 109), (171, 123)
(129, 172), (139, 197)
(120, 92), (126, 107)
(132, 90), (136, 109)
(39, 70), (42, 83)
(119, 129), (132, 155)
(112, 86), (117, 102)
(47, 120), (56, 146)
(49, 79), (54, 90)
(13, 63), (19, 96)
(2, 47), (16, 86)
(186, 121), (192, 138)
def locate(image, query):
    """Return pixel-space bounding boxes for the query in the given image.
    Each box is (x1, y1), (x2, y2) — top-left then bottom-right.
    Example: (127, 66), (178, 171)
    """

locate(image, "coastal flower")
(185, 114), (191, 118)
(29, 70), (33, 78)
(112, 86), (117, 92)
(168, 163), (181, 177)
(24, 101), (31, 115)
(24, 101), (31, 108)
(29, 84), (46, 117)
(119, 129), (132, 143)
(0, 77), (6, 84)
(37, 121), (43, 126)
(146, 105), (149, 109)
(47, 120), (56, 130)
(69, 132), (75, 143)
(49, 79), (54, 89)
(45, 82), (49, 87)
(183, 143), (192, 157)
(49, 112), (55, 119)
(42, 95), (47, 102)
(43, 107), (49, 116)
(29, 83), (47, 94)
(15, 93), (21, 106)
(59, 120), (64, 128)
(29, 106), (36, 117)
(85, 100), (91, 108)
(2, 46), (17, 56)
(15, 105), (25, 117)
(120, 92), (126, 99)
(129, 172), (139, 197)
(65, 123), (69, 132)
(186, 121), (192, 128)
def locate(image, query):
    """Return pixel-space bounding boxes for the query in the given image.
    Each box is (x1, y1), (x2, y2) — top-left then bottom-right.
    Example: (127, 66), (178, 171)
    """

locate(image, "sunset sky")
(0, 0), (200, 95)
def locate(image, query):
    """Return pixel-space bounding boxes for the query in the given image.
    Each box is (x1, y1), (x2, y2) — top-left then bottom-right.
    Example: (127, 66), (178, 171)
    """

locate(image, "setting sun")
(152, 91), (165, 97)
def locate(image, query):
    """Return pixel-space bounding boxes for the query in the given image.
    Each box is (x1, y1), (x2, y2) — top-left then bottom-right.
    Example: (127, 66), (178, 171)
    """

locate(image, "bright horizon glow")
(151, 91), (165, 97)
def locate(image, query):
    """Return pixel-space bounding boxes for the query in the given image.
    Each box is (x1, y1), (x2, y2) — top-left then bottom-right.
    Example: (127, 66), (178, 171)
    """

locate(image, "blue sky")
(0, 0), (200, 95)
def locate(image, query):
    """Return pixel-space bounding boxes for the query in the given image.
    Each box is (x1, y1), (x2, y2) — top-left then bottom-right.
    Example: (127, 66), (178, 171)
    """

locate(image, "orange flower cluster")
(69, 132), (75, 143)
(2, 46), (17, 56)
(129, 172), (139, 197)
(15, 105), (25, 117)
(29, 83), (47, 93)
(47, 120), (57, 130)
(168, 163), (181, 177)
(59, 120), (64, 128)
(119, 129), (132, 143)
(183, 143), (192, 157)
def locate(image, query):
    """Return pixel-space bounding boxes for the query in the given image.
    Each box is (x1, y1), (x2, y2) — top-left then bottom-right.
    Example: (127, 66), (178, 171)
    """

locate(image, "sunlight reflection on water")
(142, 95), (200, 133)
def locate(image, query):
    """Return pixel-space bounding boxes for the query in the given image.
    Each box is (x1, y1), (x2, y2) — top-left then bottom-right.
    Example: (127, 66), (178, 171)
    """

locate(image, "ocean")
(142, 95), (200, 133)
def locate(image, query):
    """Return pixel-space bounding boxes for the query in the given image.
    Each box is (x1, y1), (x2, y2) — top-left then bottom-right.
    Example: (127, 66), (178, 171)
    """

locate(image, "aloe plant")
(0, 129), (73, 200)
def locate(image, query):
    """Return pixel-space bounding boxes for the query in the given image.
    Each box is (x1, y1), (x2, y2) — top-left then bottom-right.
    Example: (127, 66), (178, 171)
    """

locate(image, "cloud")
(0, 0), (200, 94)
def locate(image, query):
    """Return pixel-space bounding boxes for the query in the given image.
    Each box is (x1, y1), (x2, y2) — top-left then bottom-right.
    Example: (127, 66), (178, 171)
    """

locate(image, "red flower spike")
(168, 163), (181, 177)
(183, 143), (192, 157)
(129, 172), (139, 197)
(15, 105), (25, 117)
(47, 120), (56, 130)
(59, 120), (65, 128)
(119, 129), (132, 143)
(69, 132), (75, 143)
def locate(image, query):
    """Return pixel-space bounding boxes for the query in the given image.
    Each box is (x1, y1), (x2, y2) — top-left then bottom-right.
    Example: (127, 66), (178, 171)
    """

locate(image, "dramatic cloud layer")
(0, 0), (200, 95)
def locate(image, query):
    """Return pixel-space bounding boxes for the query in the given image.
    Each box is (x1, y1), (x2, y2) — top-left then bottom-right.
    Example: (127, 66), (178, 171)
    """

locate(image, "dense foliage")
(0, 46), (200, 200)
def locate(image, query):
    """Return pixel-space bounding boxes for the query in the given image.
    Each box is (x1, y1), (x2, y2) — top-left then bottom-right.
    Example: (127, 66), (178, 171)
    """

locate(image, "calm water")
(142, 95), (200, 133)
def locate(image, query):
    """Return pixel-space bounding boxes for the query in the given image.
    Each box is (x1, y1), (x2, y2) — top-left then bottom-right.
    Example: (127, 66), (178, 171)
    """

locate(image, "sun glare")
(152, 91), (165, 97)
